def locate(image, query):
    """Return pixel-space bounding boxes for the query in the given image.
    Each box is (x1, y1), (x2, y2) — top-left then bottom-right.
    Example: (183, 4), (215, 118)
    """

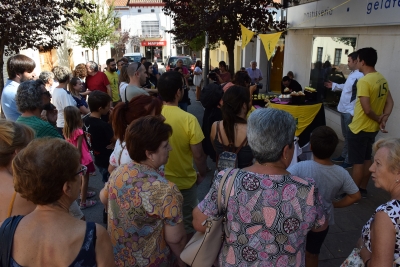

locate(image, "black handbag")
(0, 215), (23, 267)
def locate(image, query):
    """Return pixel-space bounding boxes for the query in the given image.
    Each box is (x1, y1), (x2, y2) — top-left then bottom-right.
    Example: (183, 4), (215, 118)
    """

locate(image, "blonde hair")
(0, 120), (34, 167)
(63, 106), (82, 140)
(373, 138), (400, 173)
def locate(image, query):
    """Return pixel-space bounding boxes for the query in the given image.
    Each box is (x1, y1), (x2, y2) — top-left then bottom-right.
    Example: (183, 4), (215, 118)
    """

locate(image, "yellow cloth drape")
(269, 103), (322, 136)
(259, 32), (283, 60)
(240, 23), (255, 50)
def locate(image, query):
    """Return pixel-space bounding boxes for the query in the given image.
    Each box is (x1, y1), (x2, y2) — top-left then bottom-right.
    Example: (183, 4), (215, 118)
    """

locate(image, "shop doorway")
(145, 46), (163, 63)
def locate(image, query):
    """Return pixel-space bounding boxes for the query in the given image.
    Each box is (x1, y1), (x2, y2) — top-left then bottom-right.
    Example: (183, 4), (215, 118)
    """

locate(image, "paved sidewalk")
(81, 86), (389, 267)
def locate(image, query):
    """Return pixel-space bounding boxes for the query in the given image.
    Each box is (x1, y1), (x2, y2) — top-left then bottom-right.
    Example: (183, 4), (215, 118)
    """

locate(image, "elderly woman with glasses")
(193, 108), (328, 266)
(1, 138), (115, 266)
(15, 80), (61, 139)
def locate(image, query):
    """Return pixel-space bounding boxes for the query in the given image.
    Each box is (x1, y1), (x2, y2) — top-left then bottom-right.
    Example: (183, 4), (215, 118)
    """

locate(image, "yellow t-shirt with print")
(105, 71), (120, 102)
(161, 105), (204, 190)
(349, 72), (389, 134)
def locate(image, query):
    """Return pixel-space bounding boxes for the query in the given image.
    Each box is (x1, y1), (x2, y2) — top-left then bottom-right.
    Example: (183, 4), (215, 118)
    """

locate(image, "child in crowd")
(83, 91), (115, 183)
(288, 126), (361, 267)
(63, 106), (97, 209)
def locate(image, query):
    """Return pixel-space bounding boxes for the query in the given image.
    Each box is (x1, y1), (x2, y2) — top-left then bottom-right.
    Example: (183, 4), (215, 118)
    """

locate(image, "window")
(316, 47), (323, 62)
(138, 9), (141, 13)
(85, 50), (89, 62)
(151, 9), (154, 12)
(345, 49), (349, 55)
(334, 48), (342, 65)
(141, 21), (159, 38)
(221, 51), (225, 62)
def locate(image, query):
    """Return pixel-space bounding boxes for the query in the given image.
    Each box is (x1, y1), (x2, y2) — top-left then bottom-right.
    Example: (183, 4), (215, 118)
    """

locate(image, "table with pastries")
(252, 92), (326, 148)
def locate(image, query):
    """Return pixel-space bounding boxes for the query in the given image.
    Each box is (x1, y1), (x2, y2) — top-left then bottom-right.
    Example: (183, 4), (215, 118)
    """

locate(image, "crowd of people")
(0, 47), (398, 267)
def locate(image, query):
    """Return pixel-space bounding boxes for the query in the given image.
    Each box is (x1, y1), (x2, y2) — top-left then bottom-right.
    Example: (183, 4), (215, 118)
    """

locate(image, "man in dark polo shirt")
(281, 76), (303, 94)
(85, 61), (112, 102)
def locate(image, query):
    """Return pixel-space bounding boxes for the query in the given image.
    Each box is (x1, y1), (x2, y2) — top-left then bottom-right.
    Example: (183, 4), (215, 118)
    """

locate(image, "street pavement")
(82, 86), (389, 267)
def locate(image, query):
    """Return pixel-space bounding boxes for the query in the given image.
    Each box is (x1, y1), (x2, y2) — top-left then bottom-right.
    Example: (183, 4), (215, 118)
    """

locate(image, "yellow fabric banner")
(269, 103), (322, 136)
(259, 32), (283, 60)
(240, 23), (254, 50)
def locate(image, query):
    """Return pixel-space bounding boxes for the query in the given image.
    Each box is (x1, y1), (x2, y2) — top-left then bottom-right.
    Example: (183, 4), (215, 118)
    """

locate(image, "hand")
(378, 114), (389, 133)
(196, 172), (205, 185)
(324, 81), (333, 88)
(46, 109), (58, 124)
(249, 84), (258, 94)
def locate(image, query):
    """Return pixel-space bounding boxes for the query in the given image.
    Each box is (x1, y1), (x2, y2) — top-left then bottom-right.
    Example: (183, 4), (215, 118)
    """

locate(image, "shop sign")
(141, 41), (166, 46)
(288, 0), (400, 29)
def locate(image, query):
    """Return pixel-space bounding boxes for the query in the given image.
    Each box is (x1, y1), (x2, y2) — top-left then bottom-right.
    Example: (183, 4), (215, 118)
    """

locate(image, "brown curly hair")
(73, 63), (87, 79)
(13, 138), (80, 205)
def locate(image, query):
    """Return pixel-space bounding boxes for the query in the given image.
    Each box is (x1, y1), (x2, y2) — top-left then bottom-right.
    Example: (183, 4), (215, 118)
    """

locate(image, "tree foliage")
(112, 30), (130, 59)
(71, 0), (118, 61)
(163, 0), (287, 73)
(333, 37), (357, 50)
(0, 0), (93, 90)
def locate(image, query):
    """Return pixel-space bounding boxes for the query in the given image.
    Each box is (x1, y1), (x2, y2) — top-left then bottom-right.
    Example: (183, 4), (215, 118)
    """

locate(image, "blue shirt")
(1, 80), (21, 121)
(246, 67), (263, 84)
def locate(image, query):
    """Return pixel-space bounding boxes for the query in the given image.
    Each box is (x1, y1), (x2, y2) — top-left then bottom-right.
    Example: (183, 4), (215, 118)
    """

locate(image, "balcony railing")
(128, 0), (165, 6)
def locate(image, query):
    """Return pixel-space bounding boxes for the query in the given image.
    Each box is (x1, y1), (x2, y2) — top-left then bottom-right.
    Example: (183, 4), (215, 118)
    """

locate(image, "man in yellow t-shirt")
(158, 71), (207, 237)
(104, 58), (121, 106)
(348, 47), (394, 197)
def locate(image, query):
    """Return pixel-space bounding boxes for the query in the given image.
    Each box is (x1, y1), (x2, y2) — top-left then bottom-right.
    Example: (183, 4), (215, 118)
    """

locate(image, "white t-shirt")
(52, 88), (77, 128)
(287, 160), (359, 225)
(119, 82), (128, 101)
(193, 66), (203, 87)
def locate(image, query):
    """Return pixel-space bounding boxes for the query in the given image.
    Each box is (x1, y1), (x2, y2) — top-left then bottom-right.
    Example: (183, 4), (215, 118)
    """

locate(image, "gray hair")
(52, 66), (71, 83)
(86, 61), (98, 72)
(16, 80), (44, 112)
(250, 60), (257, 64)
(247, 108), (296, 163)
(38, 71), (54, 84)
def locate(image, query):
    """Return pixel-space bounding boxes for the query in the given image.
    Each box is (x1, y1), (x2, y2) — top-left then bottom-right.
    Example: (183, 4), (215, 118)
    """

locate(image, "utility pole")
(203, 31), (210, 86)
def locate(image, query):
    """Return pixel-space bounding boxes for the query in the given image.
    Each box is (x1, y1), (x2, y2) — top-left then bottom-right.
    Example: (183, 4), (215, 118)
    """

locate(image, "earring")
(396, 179), (399, 183)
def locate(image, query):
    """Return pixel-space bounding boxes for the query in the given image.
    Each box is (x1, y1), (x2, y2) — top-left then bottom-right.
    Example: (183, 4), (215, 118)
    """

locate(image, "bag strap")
(7, 192), (17, 218)
(222, 169), (240, 237)
(118, 143), (126, 166)
(235, 137), (248, 154)
(0, 215), (23, 267)
(217, 168), (233, 215)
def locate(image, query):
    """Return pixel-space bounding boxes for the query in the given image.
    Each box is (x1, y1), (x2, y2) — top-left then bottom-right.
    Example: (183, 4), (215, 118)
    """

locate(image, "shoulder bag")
(180, 168), (239, 267)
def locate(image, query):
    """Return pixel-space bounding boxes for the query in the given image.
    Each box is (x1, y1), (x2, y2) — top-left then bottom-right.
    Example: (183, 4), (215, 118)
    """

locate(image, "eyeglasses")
(75, 165), (87, 176)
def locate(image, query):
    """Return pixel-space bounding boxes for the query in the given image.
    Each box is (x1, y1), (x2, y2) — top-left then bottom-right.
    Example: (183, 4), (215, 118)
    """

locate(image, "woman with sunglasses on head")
(1, 138), (115, 267)
(107, 95), (163, 174)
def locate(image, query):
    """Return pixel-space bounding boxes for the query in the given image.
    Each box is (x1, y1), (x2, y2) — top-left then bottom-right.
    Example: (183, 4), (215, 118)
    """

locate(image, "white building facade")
(117, 0), (175, 63)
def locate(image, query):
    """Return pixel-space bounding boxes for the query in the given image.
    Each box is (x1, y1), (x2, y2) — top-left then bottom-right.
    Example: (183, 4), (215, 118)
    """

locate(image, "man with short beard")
(104, 58), (121, 106)
(15, 80), (62, 138)
(1, 54), (36, 121)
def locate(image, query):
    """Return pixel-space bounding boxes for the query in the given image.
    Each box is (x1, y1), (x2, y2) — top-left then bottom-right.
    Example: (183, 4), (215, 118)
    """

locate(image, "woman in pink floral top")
(193, 108), (328, 266)
(103, 116), (187, 267)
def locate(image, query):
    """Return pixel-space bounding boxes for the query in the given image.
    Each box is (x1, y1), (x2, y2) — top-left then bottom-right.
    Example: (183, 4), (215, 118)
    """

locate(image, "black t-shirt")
(281, 79), (303, 94)
(83, 116), (114, 168)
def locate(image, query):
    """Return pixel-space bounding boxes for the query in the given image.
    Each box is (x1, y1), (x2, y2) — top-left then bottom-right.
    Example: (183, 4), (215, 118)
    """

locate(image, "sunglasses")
(136, 62), (142, 72)
(75, 165), (87, 176)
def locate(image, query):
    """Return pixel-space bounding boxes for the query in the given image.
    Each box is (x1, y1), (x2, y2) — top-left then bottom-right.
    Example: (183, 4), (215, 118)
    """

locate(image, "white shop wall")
(283, 25), (400, 139)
